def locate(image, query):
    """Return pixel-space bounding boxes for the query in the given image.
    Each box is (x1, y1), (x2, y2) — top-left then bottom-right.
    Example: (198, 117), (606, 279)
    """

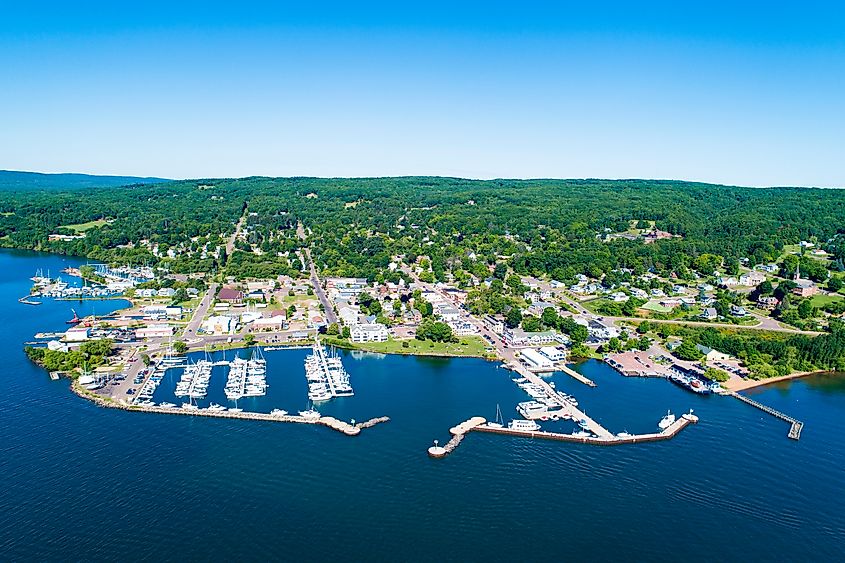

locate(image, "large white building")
(520, 348), (554, 371)
(350, 323), (389, 343)
(202, 315), (236, 334)
(539, 346), (566, 363)
(448, 320), (478, 336)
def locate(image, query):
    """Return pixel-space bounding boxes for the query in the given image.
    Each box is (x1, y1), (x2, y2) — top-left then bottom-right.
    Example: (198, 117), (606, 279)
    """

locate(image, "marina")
(304, 340), (353, 402)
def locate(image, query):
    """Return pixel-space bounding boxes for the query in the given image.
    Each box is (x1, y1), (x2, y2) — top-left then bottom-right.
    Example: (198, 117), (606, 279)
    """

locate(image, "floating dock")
(730, 391), (804, 440)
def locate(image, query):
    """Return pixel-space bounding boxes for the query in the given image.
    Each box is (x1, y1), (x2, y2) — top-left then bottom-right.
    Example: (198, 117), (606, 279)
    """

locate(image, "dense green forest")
(3, 176), (844, 285)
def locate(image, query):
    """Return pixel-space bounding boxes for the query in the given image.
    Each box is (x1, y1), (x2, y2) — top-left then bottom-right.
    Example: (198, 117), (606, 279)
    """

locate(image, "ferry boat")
(508, 419), (541, 432)
(658, 410), (676, 430)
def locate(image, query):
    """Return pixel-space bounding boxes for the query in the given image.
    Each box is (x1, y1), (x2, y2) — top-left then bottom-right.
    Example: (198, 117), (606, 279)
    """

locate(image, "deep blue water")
(1, 250), (843, 561)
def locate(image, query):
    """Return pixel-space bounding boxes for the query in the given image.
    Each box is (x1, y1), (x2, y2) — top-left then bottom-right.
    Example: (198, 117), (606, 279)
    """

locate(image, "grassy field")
(809, 293), (844, 307)
(324, 336), (492, 358)
(60, 218), (110, 233)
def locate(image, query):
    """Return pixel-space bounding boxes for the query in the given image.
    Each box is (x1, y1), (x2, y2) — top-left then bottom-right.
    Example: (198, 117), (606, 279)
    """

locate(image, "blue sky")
(1, 1), (843, 186)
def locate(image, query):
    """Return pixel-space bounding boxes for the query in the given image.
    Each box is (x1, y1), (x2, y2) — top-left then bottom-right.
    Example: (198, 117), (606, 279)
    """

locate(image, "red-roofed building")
(217, 287), (244, 303)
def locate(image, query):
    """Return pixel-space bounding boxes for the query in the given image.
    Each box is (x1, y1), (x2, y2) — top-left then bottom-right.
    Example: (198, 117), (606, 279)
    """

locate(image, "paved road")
(184, 282), (218, 337)
(225, 208), (247, 256)
(305, 247), (337, 325)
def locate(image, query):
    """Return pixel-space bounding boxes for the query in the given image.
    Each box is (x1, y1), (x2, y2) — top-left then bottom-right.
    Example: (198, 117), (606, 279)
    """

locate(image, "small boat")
(228, 408), (243, 413)
(572, 430), (593, 438)
(616, 431), (632, 438)
(298, 408), (321, 420)
(270, 409), (289, 417)
(181, 403), (198, 410)
(658, 410), (676, 430)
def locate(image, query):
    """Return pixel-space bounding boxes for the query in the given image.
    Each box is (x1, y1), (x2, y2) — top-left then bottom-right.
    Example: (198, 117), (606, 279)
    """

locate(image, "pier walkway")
(730, 392), (803, 440)
(429, 413), (699, 458)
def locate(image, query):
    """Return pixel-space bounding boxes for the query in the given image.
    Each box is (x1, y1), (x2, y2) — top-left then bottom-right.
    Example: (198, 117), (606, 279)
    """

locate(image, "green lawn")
(810, 294), (844, 307)
(325, 336), (491, 358)
(60, 218), (110, 233)
(640, 301), (674, 314)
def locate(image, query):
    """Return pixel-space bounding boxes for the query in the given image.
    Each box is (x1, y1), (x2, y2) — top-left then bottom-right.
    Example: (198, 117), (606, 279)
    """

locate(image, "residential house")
(700, 307), (718, 320)
(739, 271), (767, 286)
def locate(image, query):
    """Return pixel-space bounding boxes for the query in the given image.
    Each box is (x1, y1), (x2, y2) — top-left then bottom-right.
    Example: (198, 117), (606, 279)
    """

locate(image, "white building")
(64, 326), (91, 342)
(350, 323), (389, 343)
(135, 324), (175, 339)
(448, 320), (478, 336)
(539, 346), (566, 363)
(520, 348), (554, 370)
(739, 272), (766, 286)
(202, 315), (236, 334)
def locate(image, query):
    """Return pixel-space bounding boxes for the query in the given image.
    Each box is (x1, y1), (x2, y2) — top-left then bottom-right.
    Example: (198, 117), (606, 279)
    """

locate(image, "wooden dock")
(429, 413), (699, 457)
(730, 392), (803, 440)
(559, 363), (597, 387)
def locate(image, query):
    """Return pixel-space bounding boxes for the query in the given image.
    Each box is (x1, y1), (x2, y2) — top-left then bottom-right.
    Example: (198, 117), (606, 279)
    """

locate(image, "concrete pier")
(429, 413), (699, 457)
(559, 364), (597, 387)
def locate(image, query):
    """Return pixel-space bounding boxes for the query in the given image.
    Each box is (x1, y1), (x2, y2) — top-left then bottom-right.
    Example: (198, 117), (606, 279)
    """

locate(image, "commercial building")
(350, 323), (389, 343)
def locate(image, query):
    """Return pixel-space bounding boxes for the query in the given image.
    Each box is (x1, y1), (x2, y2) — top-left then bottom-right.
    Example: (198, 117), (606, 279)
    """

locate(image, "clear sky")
(1, 1), (843, 186)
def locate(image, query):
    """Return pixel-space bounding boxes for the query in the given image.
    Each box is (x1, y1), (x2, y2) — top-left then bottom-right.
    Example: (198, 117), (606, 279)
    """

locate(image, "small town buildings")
(156, 287), (177, 298)
(250, 316), (288, 331)
(350, 323), (389, 343)
(504, 328), (558, 347)
(717, 276), (739, 288)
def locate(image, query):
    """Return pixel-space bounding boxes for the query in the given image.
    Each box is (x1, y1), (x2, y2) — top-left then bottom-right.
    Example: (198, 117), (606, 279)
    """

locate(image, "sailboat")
(488, 404), (504, 428)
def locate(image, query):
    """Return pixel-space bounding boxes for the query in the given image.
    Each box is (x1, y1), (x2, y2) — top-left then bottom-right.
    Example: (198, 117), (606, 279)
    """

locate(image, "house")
(757, 296), (779, 309)
(528, 301), (557, 316)
(659, 298), (682, 309)
(793, 278), (818, 297)
(350, 323), (389, 343)
(700, 307), (718, 320)
(608, 292), (629, 303)
(630, 287), (648, 299)
(338, 306), (359, 326)
(758, 263), (779, 273)
(438, 307), (462, 322)
(156, 287), (177, 298)
(696, 344), (731, 362)
(136, 288), (156, 298)
(135, 324), (175, 339)
(717, 276), (739, 288)
(730, 304), (749, 317)
(739, 272), (766, 286)
(165, 306), (183, 319)
(588, 320), (619, 341)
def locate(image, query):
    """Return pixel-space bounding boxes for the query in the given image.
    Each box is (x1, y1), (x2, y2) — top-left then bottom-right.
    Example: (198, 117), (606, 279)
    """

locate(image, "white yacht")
(270, 409), (288, 417)
(658, 410), (676, 430)
(508, 419), (541, 432)
(181, 403), (198, 411)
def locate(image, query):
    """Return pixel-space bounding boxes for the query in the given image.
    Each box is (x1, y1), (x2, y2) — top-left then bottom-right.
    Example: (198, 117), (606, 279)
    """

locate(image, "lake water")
(1, 250), (843, 561)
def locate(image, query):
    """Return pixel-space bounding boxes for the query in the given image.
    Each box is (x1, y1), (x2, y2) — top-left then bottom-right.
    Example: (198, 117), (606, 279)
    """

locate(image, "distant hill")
(0, 170), (170, 190)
